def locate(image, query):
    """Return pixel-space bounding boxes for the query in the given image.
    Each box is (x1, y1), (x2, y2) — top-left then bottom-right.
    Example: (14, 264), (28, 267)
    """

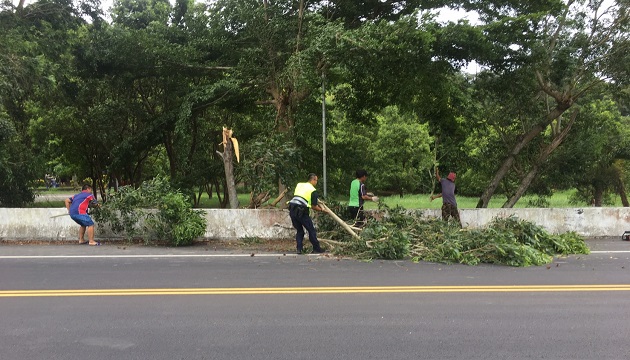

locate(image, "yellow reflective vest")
(293, 182), (317, 208)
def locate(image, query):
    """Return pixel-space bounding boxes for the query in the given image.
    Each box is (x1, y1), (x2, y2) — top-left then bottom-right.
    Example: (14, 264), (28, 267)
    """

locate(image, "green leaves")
(239, 132), (302, 197)
(322, 207), (589, 266)
(369, 106), (434, 196)
(94, 176), (207, 246)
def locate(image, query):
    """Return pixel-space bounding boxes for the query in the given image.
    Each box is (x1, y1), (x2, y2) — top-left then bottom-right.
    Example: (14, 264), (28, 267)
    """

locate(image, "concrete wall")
(1, 207), (629, 241)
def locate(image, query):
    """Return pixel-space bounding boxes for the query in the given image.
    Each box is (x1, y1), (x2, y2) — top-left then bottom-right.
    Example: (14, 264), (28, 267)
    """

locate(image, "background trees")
(1, 0), (628, 208)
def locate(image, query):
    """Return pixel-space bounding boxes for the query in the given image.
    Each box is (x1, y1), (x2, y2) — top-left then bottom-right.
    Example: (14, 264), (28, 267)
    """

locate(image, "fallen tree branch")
(319, 201), (360, 240)
(270, 188), (289, 207)
(318, 239), (346, 246)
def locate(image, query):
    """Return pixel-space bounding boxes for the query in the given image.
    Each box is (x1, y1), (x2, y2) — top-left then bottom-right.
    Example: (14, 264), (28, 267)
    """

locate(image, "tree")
(0, 113), (37, 206)
(0, 0), (102, 203)
(368, 106), (433, 196)
(210, 1), (459, 201)
(470, 0), (630, 207)
(550, 97), (630, 206)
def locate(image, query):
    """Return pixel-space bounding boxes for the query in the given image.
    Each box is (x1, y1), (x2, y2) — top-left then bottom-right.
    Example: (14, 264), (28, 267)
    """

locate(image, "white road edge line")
(0, 251), (628, 259)
(0, 254), (322, 259)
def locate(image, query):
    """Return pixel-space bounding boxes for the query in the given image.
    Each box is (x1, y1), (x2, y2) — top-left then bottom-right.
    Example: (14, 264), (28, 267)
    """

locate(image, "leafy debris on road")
(317, 203), (589, 266)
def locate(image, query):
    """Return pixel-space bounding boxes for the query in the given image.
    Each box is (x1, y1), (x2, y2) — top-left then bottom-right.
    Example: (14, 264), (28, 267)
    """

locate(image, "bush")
(94, 176), (207, 246)
(323, 205), (590, 266)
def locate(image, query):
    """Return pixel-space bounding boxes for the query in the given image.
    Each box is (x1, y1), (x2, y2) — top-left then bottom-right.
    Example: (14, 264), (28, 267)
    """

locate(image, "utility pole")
(322, 73), (327, 198)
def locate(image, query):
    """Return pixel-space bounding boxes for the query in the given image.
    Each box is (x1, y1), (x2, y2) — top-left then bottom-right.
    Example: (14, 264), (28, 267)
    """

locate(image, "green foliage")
(239, 133), (302, 196)
(2, 0), (629, 208)
(94, 176), (206, 246)
(550, 98), (630, 205)
(315, 199), (348, 234)
(368, 106), (433, 195)
(0, 115), (36, 206)
(324, 206), (589, 266)
(525, 195), (550, 208)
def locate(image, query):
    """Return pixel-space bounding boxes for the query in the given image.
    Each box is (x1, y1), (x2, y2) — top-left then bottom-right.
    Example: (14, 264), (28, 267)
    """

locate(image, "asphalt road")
(1, 238), (629, 360)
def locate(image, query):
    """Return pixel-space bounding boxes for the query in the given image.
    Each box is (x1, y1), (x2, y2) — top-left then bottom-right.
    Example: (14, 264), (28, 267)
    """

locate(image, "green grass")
(195, 193), (253, 208)
(26, 201), (66, 208)
(27, 188), (624, 209)
(358, 189), (624, 210)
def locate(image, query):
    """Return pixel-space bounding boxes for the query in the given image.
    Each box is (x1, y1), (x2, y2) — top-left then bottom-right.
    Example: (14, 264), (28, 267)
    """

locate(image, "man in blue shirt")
(65, 184), (100, 245)
(430, 167), (462, 227)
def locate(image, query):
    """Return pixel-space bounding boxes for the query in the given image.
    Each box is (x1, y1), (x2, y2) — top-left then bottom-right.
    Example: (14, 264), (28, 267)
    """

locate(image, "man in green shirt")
(348, 169), (378, 227)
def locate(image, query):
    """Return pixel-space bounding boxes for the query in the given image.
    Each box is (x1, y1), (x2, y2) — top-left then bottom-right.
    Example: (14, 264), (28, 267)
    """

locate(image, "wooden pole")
(319, 201), (360, 240)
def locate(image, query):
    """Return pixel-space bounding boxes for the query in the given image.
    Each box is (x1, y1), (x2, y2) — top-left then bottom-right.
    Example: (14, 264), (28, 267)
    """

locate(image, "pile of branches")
(317, 203), (589, 266)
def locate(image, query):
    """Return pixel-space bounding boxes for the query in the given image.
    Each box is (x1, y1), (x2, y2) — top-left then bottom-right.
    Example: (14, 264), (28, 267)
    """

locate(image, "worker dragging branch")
(288, 173), (327, 254)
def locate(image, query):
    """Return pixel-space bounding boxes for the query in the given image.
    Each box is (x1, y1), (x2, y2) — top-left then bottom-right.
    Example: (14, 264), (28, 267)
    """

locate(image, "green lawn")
(29, 188), (624, 209)
(358, 190), (623, 210)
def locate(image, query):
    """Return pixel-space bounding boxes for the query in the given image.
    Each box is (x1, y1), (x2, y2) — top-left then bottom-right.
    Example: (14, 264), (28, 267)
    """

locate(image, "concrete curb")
(0, 207), (629, 241)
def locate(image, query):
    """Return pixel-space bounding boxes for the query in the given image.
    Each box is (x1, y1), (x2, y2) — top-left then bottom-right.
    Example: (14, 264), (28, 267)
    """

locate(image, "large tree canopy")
(0, 0), (628, 208)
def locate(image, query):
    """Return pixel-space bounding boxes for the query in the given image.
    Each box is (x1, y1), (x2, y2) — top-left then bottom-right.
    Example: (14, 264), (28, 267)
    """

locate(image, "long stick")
(319, 202), (360, 240)
(50, 213), (69, 218)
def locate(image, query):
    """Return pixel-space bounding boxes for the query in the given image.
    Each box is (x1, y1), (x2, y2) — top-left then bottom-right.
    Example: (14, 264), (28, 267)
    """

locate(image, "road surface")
(1, 238), (629, 360)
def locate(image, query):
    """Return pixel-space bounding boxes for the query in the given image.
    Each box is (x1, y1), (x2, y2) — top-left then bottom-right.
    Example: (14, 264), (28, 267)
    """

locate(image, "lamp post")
(322, 73), (327, 198)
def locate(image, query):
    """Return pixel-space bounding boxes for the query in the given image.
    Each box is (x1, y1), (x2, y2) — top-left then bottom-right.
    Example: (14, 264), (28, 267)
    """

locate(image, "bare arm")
(431, 168), (442, 201)
(64, 198), (72, 211)
(362, 185), (377, 201)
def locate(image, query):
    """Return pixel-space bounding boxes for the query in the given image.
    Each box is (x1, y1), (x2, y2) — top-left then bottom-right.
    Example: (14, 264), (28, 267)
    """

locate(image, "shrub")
(94, 176), (206, 246)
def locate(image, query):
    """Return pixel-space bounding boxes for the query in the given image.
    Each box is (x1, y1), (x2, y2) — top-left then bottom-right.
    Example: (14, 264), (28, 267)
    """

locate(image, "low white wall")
(0, 207), (629, 241)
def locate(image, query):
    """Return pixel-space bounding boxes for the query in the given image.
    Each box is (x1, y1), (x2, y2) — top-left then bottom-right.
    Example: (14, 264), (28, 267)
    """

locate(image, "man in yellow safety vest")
(288, 173), (326, 254)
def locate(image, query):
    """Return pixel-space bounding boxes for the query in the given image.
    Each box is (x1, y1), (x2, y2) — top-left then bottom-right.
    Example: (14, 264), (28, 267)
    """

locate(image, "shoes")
(314, 248), (327, 254)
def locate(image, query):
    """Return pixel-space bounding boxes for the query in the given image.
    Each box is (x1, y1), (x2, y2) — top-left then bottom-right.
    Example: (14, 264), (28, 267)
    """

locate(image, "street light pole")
(322, 73), (327, 198)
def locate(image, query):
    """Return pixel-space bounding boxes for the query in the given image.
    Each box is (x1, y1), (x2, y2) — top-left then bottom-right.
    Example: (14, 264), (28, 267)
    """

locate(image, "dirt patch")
(199, 238), (297, 253)
(0, 238), (299, 254)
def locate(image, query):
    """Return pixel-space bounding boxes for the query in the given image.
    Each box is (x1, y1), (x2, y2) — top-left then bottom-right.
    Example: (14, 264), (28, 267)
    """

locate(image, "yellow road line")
(1, 285), (630, 297)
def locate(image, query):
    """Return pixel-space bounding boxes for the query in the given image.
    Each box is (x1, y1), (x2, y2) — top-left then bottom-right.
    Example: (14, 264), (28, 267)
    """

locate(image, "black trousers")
(348, 205), (365, 227)
(289, 204), (322, 252)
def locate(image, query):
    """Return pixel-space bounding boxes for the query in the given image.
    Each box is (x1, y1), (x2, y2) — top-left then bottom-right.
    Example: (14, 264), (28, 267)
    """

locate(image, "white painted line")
(589, 251), (630, 254)
(0, 251), (627, 260)
(0, 253), (325, 259)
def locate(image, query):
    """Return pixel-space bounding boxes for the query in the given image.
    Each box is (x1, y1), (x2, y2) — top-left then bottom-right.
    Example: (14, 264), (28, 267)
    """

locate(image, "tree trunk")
(277, 179), (288, 208)
(502, 110), (577, 208)
(476, 123), (545, 208)
(164, 133), (177, 179)
(476, 105), (569, 208)
(91, 176), (98, 202)
(594, 185), (604, 207)
(614, 163), (630, 207)
(619, 183), (629, 207)
(195, 187), (203, 207)
(217, 128), (239, 209)
(212, 178), (227, 208)
(206, 182), (213, 199)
